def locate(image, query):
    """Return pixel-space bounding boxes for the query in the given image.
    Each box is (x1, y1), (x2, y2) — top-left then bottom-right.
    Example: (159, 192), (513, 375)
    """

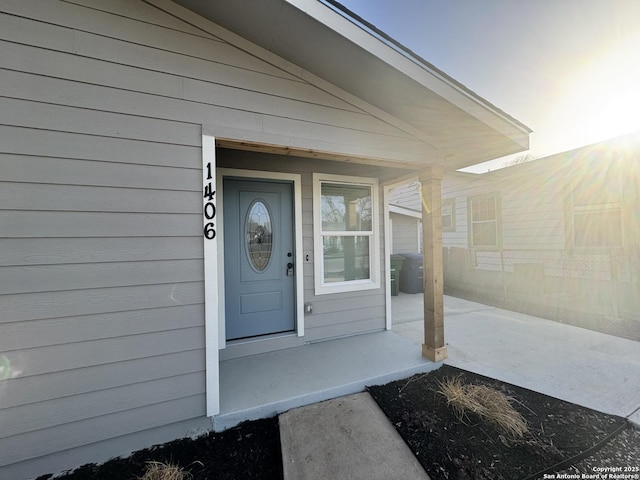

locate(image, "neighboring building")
(389, 198), (422, 255)
(390, 132), (640, 319)
(0, 0), (529, 478)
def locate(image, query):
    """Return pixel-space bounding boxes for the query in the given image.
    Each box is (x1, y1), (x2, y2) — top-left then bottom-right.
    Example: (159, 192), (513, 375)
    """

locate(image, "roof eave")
(173, 0), (531, 168)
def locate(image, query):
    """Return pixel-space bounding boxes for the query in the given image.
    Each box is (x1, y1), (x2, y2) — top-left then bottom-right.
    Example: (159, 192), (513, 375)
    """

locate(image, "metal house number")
(203, 162), (216, 239)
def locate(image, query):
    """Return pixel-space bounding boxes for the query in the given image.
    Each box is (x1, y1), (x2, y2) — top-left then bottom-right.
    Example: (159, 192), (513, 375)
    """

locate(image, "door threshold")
(220, 331), (304, 361)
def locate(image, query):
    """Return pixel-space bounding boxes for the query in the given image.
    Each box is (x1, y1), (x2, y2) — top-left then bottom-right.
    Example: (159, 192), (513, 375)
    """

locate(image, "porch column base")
(422, 344), (447, 362)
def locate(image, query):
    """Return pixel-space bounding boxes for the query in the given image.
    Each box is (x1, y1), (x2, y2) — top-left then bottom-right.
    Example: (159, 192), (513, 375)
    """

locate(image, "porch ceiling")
(175, 0), (531, 171)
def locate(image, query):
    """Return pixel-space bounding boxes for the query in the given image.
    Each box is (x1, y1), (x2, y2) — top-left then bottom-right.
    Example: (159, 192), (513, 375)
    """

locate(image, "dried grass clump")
(138, 461), (191, 480)
(438, 376), (529, 439)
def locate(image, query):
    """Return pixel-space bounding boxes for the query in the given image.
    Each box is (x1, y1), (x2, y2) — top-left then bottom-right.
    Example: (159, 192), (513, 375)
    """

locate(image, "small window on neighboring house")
(570, 178), (622, 248)
(442, 198), (455, 232)
(313, 173), (380, 295)
(468, 193), (501, 249)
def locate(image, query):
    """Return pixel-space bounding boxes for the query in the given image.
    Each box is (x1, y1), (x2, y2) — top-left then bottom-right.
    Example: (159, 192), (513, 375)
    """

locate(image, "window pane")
(321, 183), (372, 231)
(322, 236), (370, 282)
(574, 210), (622, 247)
(245, 200), (272, 271)
(472, 222), (497, 247)
(442, 199), (454, 231)
(470, 195), (498, 247)
(472, 197), (496, 222)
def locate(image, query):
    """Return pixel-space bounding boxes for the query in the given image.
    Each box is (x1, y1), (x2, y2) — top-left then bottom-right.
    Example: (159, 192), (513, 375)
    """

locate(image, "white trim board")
(202, 133), (220, 417)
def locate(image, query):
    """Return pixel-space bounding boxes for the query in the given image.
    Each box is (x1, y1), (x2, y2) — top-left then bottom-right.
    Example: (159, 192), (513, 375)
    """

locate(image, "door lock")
(286, 262), (294, 276)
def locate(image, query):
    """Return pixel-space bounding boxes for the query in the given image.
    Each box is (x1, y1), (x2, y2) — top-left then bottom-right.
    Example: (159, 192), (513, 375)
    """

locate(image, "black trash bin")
(390, 255), (405, 296)
(399, 253), (423, 294)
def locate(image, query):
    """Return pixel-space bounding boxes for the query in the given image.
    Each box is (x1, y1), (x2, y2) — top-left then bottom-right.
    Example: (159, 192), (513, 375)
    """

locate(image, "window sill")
(314, 279), (380, 296)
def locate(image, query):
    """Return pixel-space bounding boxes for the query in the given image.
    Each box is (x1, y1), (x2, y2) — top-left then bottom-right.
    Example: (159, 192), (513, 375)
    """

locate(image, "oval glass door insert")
(246, 200), (273, 271)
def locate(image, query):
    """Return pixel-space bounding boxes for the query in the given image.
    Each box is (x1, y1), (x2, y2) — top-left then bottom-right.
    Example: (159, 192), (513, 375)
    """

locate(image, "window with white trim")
(313, 174), (380, 295)
(468, 193), (501, 249)
(442, 198), (455, 232)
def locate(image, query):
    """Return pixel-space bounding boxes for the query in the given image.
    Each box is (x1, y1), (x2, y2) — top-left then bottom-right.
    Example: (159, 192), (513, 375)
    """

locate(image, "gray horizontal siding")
(0, 125), (202, 167)
(2, 416), (213, 480)
(0, 394), (206, 468)
(0, 23), (405, 136)
(0, 0), (430, 474)
(1, 372), (205, 438)
(305, 317), (387, 343)
(1, 96), (201, 146)
(389, 181), (421, 210)
(1, 211), (201, 237)
(0, 182), (201, 213)
(0, 282), (204, 323)
(77, 0), (221, 37)
(0, 155), (200, 189)
(391, 213), (420, 254)
(3, 327), (203, 377)
(1, 304), (204, 352)
(1, 349), (205, 409)
(0, 2), (429, 159)
(0, 260), (203, 295)
(0, 237), (203, 266)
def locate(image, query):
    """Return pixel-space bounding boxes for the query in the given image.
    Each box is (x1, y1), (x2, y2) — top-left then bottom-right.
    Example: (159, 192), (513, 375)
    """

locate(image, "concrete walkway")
(393, 293), (640, 426)
(280, 392), (429, 480)
(279, 294), (640, 479)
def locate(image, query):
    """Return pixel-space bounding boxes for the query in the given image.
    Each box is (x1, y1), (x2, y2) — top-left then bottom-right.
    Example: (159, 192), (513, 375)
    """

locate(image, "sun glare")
(550, 34), (640, 150)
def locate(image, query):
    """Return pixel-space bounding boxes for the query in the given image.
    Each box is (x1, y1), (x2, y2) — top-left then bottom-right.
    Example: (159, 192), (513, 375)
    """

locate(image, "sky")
(336, 0), (640, 172)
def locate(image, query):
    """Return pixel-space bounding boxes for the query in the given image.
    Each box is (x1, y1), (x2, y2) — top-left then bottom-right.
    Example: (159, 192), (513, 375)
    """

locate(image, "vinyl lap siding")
(442, 172), (569, 277)
(0, 0), (423, 476)
(441, 175), (495, 249)
(1, 0), (426, 162)
(1, 89), (205, 480)
(0, 1), (195, 476)
(303, 201), (387, 342)
(1, 6), (208, 470)
(501, 181), (565, 250)
(390, 213), (419, 254)
(389, 181), (421, 211)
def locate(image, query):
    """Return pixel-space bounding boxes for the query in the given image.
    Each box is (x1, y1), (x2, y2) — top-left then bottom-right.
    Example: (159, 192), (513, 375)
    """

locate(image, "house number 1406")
(203, 162), (216, 239)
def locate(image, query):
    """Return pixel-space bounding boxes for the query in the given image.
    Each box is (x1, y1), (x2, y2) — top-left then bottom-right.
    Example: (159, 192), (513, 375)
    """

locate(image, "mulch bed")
(367, 365), (632, 480)
(38, 364), (639, 480)
(41, 417), (283, 480)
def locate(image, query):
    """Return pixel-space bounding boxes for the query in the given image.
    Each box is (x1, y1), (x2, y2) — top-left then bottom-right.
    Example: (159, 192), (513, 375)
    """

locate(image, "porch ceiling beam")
(419, 166), (447, 361)
(215, 138), (422, 170)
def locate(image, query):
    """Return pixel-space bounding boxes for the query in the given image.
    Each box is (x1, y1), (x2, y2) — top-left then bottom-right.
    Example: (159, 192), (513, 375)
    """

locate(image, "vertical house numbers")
(203, 161), (216, 239)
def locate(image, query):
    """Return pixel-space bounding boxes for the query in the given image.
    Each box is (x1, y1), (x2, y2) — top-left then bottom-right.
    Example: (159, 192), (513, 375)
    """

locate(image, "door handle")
(286, 262), (294, 276)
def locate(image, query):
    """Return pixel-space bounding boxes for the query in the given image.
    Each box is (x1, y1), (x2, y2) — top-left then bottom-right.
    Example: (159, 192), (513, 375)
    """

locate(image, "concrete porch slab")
(214, 330), (441, 431)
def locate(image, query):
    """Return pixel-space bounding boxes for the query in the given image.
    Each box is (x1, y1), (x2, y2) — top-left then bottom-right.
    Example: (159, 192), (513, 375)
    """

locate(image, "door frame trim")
(217, 168), (304, 350)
